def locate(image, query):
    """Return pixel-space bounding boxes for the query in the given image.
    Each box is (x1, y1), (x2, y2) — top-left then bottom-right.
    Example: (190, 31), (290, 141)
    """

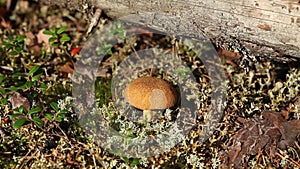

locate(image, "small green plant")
(0, 75), (6, 105)
(122, 157), (140, 167)
(97, 41), (113, 55)
(6, 65), (46, 93)
(45, 102), (67, 123)
(2, 35), (28, 57)
(95, 77), (112, 106)
(5, 65), (69, 129)
(109, 20), (125, 38)
(43, 26), (71, 47)
(174, 67), (191, 78)
(7, 65), (47, 129)
(9, 98), (67, 129)
(96, 20), (125, 55)
(10, 105), (43, 129)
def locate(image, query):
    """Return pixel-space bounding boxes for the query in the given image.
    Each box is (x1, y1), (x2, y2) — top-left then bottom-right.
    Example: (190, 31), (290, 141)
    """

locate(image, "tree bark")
(40, 0), (300, 62)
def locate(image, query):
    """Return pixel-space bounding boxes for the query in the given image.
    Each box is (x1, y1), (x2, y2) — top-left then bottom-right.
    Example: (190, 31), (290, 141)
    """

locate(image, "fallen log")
(40, 0), (300, 63)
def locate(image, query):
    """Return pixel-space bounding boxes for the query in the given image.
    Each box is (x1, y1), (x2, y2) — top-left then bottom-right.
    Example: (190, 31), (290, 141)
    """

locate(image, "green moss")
(95, 77), (112, 106)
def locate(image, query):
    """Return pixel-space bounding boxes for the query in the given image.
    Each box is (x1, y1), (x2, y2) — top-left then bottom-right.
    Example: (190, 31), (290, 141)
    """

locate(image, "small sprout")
(122, 157), (140, 167)
(2, 35), (28, 57)
(43, 26), (70, 47)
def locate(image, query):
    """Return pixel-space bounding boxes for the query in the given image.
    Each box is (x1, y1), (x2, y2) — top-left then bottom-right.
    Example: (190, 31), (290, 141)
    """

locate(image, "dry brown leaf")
(220, 110), (300, 168)
(280, 120), (300, 149)
(0, 17), (11, 29)
(7, 91), (30, 110)
(58, 62), (74, 75)
(0, 5), (11, 29)
(26, 32), (41, 55)
(37, 29), (51, 50)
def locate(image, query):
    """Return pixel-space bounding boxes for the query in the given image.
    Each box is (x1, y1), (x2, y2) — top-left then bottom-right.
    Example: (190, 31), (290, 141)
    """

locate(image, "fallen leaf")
(26, 32), (41, 55)
(219, 110), (300, 168)
(71, 47), (81, 56)
(7, 91), (30, 110)
(37, 29), (51, 50)
(0, 16), (11, 29)
(218, 48), (240, 66)
(58, 62), (74, 75)
(0, 5), (12, 29)
(279, 120), (300, 149)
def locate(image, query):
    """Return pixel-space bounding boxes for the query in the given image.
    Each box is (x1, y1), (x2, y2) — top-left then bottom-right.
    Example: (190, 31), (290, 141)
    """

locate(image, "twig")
(276, 149), (300, 168)
(87, 8), (102, 35)
(17, 149), (38, 169)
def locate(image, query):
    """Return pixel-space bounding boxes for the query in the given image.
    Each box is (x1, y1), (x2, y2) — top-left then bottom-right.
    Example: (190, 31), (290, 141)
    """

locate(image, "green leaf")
(55, 118), (62, 122)
(97, 49), (105, 55)
(17, 81), (32, 90)
(32, 117), (44, 128)
(39, 83), (47, 94)
(115, 20), (122, 28)
(55, 112), (66, 122)
(108, 29), (116, 35)
(28, 106), (42, 115)
(60, 109), (68, 114)
(0, 75), (4, 84)
(14, 105), (27, 114)
(32, 73), (42, 81)
(102, 42), (113, 48)
(48, 37), (56, 43)
(0, 88), (5, 95)
(15, 47), (22, 53)
(57, 26), (68, 34)
(7, 36), (13, 42)
(118, 31), (125, 38)
(60, 35), (70, 43)
(9, 51), (19, 56)
(16, 35), (26, 42)
(12, 72), (25, 79)
(2, 42), (11, 49)
(130, 158), (140, 167)
(51, 26), (57, 32)
(107, 49), (112, 55)
(10, 113), (23, 119)
(51, 43), (59, 47)
(44, 112), (53, 120)
(28, 65), (40, 76)
(24, 81), (33, 88)
(13, 118), (28, 129)
(43, 29), (54, 35)
(50, 102), (59, 112)
(0, 98), (7, 105)
(122, 157), (129, 163)
(57, 112), (66, 118)
(55, 117), (63, 122)
(8, 86), (18, 92)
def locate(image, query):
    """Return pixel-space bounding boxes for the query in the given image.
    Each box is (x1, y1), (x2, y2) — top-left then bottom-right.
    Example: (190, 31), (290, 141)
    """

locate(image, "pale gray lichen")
(268, 68), (300, 112)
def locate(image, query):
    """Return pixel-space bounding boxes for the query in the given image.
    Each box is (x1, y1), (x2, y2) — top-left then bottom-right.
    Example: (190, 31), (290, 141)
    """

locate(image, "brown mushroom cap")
(124, 77), (178, 110)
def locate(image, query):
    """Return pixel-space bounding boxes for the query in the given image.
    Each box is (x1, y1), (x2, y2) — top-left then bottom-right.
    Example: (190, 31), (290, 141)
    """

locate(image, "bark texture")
(40, 0), (300, 62)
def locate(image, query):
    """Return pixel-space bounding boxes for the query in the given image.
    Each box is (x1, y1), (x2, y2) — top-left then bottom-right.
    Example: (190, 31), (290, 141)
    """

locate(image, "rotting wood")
(39, 0), (300, 62)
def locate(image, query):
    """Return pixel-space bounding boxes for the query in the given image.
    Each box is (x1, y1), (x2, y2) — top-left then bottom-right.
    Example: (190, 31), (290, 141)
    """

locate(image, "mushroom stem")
(143, 110), (156, 122)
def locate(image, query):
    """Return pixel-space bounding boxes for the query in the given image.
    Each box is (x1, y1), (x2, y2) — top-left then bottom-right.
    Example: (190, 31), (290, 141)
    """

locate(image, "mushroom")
(124, 76), (178, 121)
